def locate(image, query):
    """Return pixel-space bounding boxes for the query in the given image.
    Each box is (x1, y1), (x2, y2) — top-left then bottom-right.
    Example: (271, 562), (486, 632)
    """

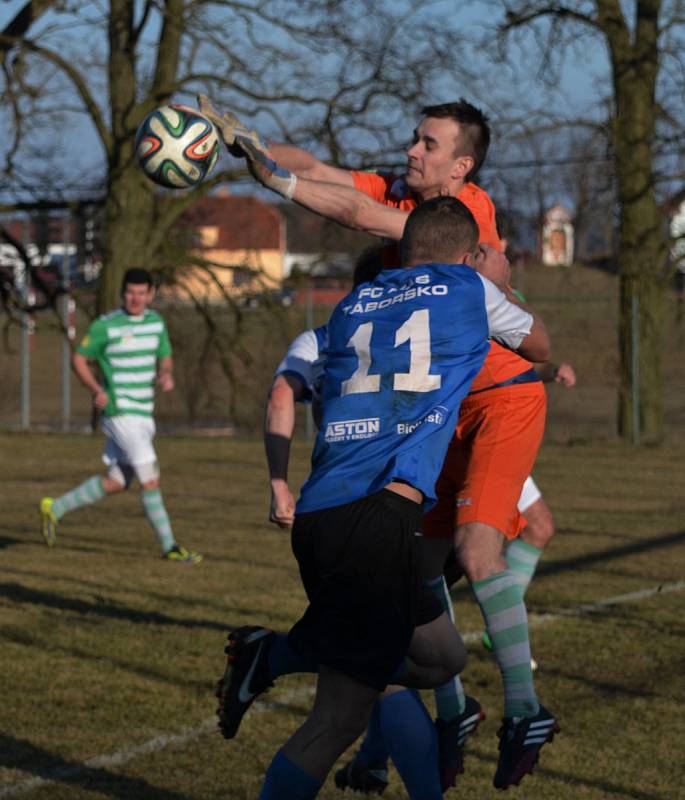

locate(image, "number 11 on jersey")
(341, 309), (441, 396)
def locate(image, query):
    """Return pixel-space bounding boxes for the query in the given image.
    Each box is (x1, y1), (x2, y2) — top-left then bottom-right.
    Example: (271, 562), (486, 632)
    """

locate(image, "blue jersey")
(297, 264), (491, 513)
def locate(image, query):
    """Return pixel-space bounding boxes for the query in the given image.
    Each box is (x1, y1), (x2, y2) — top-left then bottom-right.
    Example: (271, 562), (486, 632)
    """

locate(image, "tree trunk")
(607, 0), (667, 443)
(97, 0), (183, 313)
(99, 172), (157, 313)
(617, 246), (666, 444)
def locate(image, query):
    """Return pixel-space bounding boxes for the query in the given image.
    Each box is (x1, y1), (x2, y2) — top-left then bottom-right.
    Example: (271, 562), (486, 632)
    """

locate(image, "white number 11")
(341, 309), (441, 396)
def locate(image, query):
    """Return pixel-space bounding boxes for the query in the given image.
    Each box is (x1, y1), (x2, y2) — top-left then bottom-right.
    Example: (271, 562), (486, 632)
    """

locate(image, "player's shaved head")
(400, 196), (479, 267)
(353, 245), (385, 287)
(421, 100), (490, 181)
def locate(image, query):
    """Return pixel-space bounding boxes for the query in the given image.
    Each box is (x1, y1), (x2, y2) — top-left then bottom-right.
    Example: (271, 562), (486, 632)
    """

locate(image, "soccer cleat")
(39, 497), (58, 546)
(334, 756), (389, 795)
(436, 695), (485, 791)
(216, 625), (275, 739)
(163, 544), (203, 563)
(493, 704), (560, 790)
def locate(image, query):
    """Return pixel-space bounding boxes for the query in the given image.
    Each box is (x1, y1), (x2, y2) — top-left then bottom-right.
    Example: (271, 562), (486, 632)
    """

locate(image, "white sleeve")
(274, 329), (321, 399)
(477, 274), (534, 351)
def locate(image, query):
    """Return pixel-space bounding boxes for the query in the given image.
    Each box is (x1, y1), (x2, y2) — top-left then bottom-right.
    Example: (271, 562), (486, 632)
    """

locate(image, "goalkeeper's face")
(405, 117), (473, 200)
(123, 282), (155, 316)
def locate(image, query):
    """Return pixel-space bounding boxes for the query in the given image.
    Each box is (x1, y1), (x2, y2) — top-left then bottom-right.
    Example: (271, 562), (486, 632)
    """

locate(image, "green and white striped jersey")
(77, 308), (172, 418)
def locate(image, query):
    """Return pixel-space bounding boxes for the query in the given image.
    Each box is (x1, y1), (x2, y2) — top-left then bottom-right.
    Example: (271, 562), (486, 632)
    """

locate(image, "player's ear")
(463, 250), (477, 269)
(451, 155), (474, 181)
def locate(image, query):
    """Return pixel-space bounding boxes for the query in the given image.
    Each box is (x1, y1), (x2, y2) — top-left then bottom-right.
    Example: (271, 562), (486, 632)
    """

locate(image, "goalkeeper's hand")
(196, 94), (297, 199)
(196, 94), (268, 158)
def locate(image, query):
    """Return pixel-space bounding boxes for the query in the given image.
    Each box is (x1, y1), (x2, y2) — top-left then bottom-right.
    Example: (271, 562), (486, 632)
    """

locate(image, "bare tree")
(492, 0), (685, 442)
(0, 0), (474, 312)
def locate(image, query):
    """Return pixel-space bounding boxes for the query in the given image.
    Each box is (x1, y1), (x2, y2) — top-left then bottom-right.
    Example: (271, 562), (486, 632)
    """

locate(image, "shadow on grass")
(0, 565), (299, 624)
(451, 528), (685, 600)
(0, 536), (23, 550)
(469, 746), (667, 800)
(0, 734), (195, 800)
(0, 582), (233, 632)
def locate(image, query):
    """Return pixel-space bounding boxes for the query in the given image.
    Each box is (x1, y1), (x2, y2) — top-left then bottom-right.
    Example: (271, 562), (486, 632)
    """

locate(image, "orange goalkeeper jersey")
(351, 171), (503, 251)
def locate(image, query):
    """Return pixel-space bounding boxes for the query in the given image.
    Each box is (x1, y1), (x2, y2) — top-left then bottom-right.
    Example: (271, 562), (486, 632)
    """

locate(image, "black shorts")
(288, 489), (443, 691)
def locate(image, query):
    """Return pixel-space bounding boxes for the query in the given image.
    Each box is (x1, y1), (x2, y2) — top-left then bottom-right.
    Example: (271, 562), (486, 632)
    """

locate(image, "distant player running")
(39, 268), (202, 563)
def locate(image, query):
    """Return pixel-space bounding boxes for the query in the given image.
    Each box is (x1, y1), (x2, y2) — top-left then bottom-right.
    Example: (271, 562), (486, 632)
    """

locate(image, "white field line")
(2, 579), (684, 798)
(461, 579), (685, 643)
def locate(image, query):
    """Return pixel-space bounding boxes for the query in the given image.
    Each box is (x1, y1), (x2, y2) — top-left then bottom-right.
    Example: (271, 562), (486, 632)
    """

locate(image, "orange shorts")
(423, 382), (546, 540)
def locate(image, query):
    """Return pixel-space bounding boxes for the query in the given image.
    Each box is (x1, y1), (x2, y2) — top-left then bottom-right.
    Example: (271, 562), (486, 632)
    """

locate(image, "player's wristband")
(236, 135), (298, 200)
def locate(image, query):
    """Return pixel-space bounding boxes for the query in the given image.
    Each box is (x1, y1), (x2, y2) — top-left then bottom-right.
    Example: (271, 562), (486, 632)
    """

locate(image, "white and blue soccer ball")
(135, 104), (220, 189)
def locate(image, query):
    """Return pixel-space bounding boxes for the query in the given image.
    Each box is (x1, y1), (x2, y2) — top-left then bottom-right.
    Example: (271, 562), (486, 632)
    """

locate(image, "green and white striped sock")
(141, 488), (175, 553)
(52, 476), (105, 519)
(427, 575), (466, 721)
(472, 570), (539, 718)
(505, 539), (543, 595)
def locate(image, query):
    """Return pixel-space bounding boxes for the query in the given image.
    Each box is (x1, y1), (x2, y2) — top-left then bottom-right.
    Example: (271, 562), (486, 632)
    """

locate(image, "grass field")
(1, 431), (684, 800)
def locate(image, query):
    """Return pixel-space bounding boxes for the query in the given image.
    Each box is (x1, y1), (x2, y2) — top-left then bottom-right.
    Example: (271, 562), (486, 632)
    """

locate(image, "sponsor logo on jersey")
(325, 417), (380, 442)
(396, 405), (448, 435)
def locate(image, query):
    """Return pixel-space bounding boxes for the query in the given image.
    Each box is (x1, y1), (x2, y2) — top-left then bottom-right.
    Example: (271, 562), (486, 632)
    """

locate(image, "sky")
(0, 0), (631, 208)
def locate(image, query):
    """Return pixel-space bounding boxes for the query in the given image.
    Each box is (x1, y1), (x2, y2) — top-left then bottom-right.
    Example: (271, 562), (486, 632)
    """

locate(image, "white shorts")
(101, 415), (157, 468)
(517, 476), (542, 513)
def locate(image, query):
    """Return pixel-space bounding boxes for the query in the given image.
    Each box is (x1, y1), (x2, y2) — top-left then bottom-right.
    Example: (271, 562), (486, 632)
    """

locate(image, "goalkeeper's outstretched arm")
(291, 176), (408, 240)
(265, 142), (355, 187)
(198, 94), (407, 240)
(197, 94), (353, 186)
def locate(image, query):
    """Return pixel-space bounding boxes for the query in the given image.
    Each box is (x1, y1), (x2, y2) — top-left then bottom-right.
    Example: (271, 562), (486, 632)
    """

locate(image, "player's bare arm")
(157, 355), (175, 392)
(266, 142), (355, 186)
(264, 373), (306, 529)
(237, 137), (408, 239)
(72, 352), (108, 409)
(535, 361), (577, 387)
(501, 289), (551, 363)
(292, 177), (408, 239)
(514, 317), (550, 363)
(480, 278), (551, 364)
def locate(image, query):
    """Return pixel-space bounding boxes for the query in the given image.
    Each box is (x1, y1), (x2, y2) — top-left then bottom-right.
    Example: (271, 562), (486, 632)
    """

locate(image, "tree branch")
(0, 35), (113, 154)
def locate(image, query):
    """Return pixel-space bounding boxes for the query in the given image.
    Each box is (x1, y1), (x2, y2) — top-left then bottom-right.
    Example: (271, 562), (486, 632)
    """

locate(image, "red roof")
(182, 195), (284, 250)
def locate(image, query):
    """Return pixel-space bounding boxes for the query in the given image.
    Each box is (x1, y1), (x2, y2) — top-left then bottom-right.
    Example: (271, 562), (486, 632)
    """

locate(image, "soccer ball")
(135, 104), (220, 189)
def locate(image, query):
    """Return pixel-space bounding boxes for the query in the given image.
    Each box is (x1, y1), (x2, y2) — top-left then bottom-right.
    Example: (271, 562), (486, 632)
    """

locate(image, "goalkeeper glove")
(196, 94), (297, 199)
(197, 94), (268, 158)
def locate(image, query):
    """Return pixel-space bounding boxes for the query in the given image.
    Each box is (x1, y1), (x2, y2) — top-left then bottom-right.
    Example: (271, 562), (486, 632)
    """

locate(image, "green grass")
(1, 432), (684, 799)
